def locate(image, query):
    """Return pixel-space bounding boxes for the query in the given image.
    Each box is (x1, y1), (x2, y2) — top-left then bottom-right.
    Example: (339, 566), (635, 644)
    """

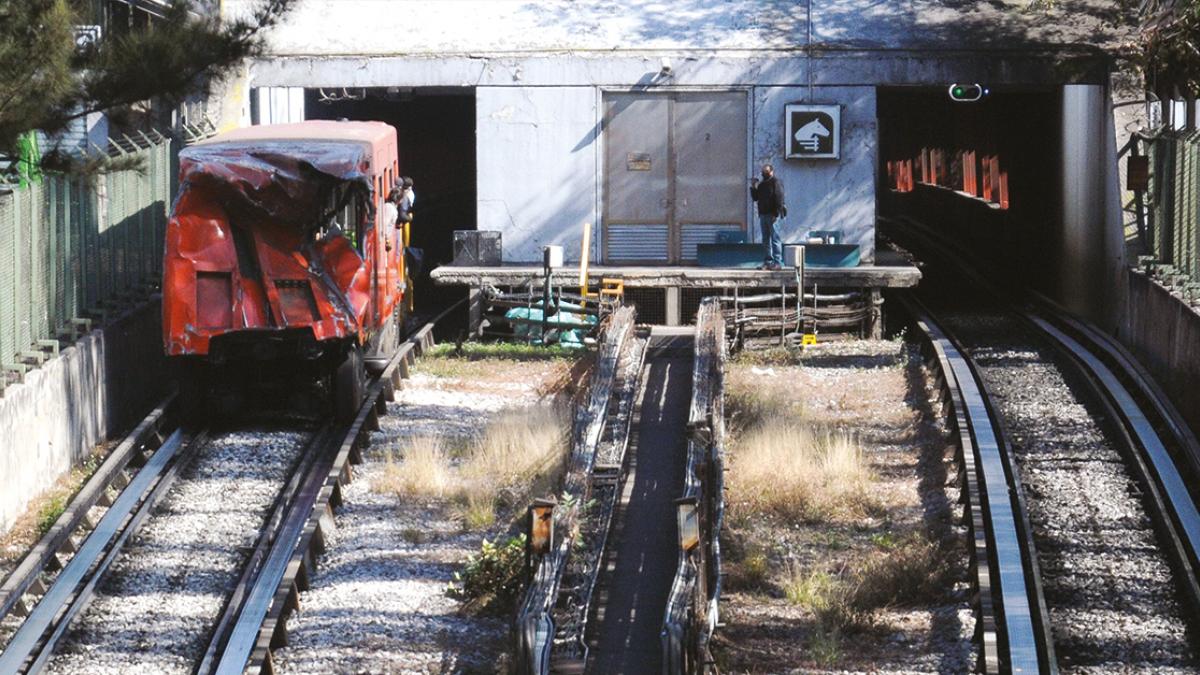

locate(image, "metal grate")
(622, 287), (666, 325)
(1145, 131), (1200, 286)
(0, 131), (172, 388)
(680, 287), (733, 325)
(606, 224), (669, 262)
(680, 224), (742, 262)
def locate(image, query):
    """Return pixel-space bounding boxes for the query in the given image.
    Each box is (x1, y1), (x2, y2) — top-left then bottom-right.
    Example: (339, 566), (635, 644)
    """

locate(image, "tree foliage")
(1133, 0), (1200, 96)
(0, 0), (295, 160)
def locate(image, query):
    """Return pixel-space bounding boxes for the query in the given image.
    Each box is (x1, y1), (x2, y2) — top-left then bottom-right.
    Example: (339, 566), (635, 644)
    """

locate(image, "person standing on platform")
(397, 176), (416, 224)
(750, 164), (787, 270)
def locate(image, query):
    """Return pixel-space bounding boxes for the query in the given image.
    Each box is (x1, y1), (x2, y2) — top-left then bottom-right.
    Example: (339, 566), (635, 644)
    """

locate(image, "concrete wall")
(1118, 271), (1200, 440)
(0, 301), (168, 536)
(753, 86), (877, 261)
(474, 84), (876, 263)
(476, 87), (600, 262)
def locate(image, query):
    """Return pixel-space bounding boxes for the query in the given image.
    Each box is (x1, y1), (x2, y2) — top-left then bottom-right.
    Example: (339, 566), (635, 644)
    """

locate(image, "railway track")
(0, 305), (459, 675)
(893, 219), (1200, 672)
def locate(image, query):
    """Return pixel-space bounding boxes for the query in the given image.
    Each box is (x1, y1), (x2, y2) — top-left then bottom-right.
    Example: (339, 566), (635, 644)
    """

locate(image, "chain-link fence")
(1139, 131), (1200, 294)
(0, 131), (172, 391)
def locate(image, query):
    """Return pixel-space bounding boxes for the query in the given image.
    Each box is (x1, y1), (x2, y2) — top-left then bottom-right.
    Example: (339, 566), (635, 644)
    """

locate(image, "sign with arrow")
(785, 104), (840, 159)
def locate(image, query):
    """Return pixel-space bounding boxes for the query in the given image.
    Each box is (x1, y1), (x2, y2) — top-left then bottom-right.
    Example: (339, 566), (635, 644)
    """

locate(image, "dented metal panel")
(163, 121), (402, 357)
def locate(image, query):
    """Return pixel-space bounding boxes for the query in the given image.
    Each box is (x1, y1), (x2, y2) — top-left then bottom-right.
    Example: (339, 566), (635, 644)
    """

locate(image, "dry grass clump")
(730, 420), (876, 523)
(460, 406), (568, 500)
(378, 436), (452, 498)
(378, 405), (569, 531)
(724, 370), (801, 433)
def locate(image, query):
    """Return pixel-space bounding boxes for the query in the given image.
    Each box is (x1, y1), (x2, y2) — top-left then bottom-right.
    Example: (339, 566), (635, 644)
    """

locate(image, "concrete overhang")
(249, 49), (1109, 89)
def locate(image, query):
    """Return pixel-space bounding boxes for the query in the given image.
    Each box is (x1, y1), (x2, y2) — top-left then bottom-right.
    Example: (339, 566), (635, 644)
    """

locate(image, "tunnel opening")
(305, 87), (476, 316)
(876, 87), (1061, 293)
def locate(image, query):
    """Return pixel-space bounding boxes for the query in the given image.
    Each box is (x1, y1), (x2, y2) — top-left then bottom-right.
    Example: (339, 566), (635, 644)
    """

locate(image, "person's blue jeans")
(759, 213), (783, 266)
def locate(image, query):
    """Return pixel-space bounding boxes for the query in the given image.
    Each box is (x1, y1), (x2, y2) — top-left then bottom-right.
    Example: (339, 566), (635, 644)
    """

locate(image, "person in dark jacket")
(750, 163), (786, 270)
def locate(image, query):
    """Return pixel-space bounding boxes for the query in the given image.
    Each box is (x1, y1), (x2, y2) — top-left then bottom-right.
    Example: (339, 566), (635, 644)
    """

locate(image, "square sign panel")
(785, 104), (840, 159)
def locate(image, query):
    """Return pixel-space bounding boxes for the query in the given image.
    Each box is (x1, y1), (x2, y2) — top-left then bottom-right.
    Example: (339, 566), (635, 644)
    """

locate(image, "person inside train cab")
(398, 176), (416, 224)
(750, 163), (787, 271)
(382, 187), (401, 251)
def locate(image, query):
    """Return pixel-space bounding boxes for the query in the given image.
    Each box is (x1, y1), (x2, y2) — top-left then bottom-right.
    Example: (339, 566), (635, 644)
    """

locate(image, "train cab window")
(319, 183), (369, 254)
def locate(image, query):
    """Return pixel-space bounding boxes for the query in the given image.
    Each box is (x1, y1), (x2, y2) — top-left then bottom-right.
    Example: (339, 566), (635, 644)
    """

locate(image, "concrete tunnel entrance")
(304, 87), (477, 316)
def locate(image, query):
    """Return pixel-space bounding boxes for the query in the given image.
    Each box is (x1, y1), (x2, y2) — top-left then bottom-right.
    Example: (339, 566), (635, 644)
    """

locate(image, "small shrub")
(726, 541), (771, 591)
(741, 545), (771, 589)
(807, 626), (843, 666)
(783, 536), (952, 635)
(869, 531), (901, 550)
(784, 566), (837, 609)
(782, 563), (873, 632)
(35, 494), (67, 536)
(846, 535), (950, 609)
(449, 534), (528, 614)
(455, 493), (497, 531)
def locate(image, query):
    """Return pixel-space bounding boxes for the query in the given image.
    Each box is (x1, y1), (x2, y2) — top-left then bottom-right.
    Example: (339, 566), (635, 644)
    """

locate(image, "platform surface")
(431, 262), (920, 289)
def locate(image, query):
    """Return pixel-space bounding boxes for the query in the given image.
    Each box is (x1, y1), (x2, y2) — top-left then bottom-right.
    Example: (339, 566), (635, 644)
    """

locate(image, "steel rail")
(214, 299), (466, 675)
(0, 394), (174, 625)
(892, 215), (1200, 628)
(0, 427), (202, 675)
(1025, 314), (1200, 622)
(898, 294), (1056, 674)
(195, 424), (335, 675)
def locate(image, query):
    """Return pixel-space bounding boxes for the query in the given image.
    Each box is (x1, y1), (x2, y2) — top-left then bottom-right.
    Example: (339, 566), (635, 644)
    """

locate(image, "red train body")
(163, 121), (407, 418)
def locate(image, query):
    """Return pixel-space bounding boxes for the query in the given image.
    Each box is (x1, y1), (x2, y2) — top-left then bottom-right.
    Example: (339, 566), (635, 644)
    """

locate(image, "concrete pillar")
(468, 286), (483, 337)
(1060, 84), (1110, 321)
(665, 287), (681, 326)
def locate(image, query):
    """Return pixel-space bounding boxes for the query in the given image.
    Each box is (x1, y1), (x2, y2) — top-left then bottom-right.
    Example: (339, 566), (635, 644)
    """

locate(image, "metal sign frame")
(785, 103), (841, 160)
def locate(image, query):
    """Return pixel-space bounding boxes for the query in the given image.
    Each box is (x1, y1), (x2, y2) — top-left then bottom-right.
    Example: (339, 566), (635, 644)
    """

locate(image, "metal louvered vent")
(680, 223), (743, 262)
(605, 224), (669, 263)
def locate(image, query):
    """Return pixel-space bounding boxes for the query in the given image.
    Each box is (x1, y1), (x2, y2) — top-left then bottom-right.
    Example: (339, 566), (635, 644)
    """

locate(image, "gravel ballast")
(940, 312), (1198, 673)
(45, 428), (311, 675)
(272, 359), (569, 673)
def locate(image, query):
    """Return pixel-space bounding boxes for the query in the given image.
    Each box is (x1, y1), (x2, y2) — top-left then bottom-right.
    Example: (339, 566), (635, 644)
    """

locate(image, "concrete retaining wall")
(1118, 271), (1200, 439)
(0, 300), (167, 536)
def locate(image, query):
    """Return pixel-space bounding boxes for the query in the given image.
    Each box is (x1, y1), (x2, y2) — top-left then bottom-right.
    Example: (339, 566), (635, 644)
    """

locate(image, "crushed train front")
(163, 137), (377, 363)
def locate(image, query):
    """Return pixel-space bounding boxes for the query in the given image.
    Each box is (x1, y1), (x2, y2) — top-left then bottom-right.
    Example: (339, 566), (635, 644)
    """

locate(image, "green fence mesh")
(1144, 131), (1200, 287)
(0, 132), (172, 383)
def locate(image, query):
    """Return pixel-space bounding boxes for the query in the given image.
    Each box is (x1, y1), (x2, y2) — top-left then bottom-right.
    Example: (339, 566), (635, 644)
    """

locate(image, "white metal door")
(603, 92), (747, 264)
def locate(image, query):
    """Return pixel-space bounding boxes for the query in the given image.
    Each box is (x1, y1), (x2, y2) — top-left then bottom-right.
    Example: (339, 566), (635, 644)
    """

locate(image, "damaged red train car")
(163, 120), (408, 420)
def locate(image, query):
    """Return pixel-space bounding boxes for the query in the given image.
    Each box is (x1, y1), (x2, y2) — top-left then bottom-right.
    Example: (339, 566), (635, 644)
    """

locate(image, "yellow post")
(578, 222), (592, 309)
(404, 220), (414, 312)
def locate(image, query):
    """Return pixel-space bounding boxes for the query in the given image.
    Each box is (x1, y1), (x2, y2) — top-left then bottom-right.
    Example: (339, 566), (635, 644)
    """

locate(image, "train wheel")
(333, 344), (365, 423)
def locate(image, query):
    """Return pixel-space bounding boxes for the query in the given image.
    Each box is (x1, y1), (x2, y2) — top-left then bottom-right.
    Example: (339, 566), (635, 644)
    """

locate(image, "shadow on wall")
(519, 0), (1134, 50)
